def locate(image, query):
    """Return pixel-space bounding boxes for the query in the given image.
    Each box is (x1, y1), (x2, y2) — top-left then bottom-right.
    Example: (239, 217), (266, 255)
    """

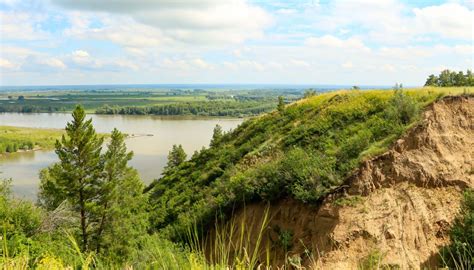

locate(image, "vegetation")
(164, 144), (187, 173)
(37, 106), (148, 262)
(147, 87), (471, 240)
(0, 126), (63, 154)
(1, 86), (473, 268)
(440, 189), (473, 270)
(0, 88), (304, 116)
(95, 100), (277, 117)
(424, 69), (474, 87)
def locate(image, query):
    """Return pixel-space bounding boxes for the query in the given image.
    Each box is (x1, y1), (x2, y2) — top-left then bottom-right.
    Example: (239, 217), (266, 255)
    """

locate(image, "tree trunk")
(96, 201), (108, 253)
(79, 189), (88, 251)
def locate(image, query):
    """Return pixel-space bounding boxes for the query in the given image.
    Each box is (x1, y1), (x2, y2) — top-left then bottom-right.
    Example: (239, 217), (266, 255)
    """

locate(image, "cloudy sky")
(0, 0), (472, 86)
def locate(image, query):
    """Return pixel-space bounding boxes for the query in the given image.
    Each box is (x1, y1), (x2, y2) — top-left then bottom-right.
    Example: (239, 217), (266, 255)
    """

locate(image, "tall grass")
(184, 205), (272, 269)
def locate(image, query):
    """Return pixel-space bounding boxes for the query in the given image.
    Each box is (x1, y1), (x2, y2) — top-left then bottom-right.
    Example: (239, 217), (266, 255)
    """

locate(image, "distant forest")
(95, 100), (276, 117)
(425, 69), (474, 87)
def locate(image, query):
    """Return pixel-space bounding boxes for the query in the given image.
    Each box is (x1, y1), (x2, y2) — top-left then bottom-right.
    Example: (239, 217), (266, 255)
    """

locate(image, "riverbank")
(0, 126), (64, 156)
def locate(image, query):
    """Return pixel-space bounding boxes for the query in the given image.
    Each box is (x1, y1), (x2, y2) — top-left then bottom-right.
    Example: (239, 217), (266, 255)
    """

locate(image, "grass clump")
(358, 249), (386, 270)
(440, 189), (473, 270)
(334, 195), (364, 207)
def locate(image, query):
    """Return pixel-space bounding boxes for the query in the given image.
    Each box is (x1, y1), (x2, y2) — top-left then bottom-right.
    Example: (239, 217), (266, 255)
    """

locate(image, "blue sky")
(0, 0), (472, 86)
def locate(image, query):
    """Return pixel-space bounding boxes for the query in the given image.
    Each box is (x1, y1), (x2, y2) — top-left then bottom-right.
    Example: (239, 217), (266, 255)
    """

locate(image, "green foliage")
(440, 189), (474, 270)
(358, 249), (386, 270)
(147, 89), (452, 240)
(277, 96), (285, 113)
(424, 69), (474, 87)
(94, 128), (149, 262)
(385, 89), (419, 125)
(304, 89), (317, 98)
(210, 124), (224, 147)
(38, 106), (148, 263)
(277, 228), (293, 251)
(0, 126), (62, 154)
(38, 105), (104, 251)
(164, 144), (187, 173)
(334, 195), (364, 207)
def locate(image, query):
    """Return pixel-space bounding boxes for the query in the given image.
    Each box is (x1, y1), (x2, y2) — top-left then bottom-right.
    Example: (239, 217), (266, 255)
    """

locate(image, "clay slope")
(230, 96), (474, 269)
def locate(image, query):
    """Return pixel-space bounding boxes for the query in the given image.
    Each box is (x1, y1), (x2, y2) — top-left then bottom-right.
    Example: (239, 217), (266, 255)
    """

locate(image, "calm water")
(0, 113), (243, 198)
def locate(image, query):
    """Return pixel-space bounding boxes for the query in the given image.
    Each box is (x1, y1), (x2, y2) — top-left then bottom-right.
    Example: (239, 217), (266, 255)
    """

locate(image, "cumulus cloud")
(305, 35), (370, 52)
(0, 11), (49, 40)
(413, 3), (473, 39)
(53, 0), (272, 45)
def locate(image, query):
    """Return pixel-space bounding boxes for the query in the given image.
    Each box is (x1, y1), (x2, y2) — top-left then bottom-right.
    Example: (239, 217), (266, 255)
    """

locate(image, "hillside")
(226, 95), (473, 268)
(147, 87), (472, 243)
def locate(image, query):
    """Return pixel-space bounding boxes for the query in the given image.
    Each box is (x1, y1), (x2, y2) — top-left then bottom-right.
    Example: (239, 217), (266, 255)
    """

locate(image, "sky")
(0, 0), (472, 86)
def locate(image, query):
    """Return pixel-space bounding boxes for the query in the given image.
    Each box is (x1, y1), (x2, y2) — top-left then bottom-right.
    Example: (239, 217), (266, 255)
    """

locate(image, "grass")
(334, 195), (364, 207)
(0, 126), (64, 154)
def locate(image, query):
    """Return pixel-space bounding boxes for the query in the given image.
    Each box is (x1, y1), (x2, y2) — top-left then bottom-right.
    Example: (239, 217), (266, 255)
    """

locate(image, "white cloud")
(0, 11), (49, 40)
(342, 61), (353, 69)
(413, 3), (473, 40)
(290, 59), (310, 68)
(43, 58), (66, 69)
(0, 58), (17, 70)
(305, 35), (370, 52)
(54, 0), (272, 45)
(71, 50), (92, 65)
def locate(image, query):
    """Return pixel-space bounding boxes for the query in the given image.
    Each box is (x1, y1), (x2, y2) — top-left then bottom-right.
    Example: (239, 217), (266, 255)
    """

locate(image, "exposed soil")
(225, 96), (473, 269)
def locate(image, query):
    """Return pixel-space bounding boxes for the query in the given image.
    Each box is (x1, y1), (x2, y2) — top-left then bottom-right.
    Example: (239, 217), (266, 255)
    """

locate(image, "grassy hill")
(147, 86), (473, 239)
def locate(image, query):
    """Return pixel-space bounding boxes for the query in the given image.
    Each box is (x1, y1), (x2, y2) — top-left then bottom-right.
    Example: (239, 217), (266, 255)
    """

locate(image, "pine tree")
(94, 128), (148, 261)
(164, 144), (187, 172)
(210, 124), (223, 147)
(39, 105), (104, 251)
(277, 96), (285, 113)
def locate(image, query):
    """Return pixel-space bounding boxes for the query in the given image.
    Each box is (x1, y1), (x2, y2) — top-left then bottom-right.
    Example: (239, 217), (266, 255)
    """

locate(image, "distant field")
(0, 126), (63, 154)
(0, 88), (302, 116)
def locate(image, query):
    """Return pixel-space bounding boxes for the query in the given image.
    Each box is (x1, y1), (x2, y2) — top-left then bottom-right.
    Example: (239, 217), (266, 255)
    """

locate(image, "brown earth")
(223, 96), (473, 269)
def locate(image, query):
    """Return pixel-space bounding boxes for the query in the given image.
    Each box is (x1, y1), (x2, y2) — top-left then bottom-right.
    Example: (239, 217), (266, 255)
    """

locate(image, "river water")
(0, 113), (243, 198)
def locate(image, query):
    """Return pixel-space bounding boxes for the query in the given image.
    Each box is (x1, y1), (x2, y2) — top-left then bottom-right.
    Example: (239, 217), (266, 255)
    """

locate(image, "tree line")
(95, 100), (276, 117)
(425, 69), (474, 87)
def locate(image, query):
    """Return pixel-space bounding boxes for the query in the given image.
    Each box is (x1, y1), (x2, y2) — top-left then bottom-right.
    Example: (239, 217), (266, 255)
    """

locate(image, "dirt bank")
(226, 96), (473, 269)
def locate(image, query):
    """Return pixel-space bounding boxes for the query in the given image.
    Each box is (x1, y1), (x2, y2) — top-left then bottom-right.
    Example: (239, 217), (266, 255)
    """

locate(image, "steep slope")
(147, 89), (426, 237)
(227, 95), (473, 268)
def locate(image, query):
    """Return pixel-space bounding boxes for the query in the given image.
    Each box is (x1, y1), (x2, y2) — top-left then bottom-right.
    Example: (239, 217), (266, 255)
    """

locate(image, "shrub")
(440, 189), (473, 269)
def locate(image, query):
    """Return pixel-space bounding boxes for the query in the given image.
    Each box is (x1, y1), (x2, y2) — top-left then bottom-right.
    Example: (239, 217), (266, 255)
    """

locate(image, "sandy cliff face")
(230, 96), (473, 269)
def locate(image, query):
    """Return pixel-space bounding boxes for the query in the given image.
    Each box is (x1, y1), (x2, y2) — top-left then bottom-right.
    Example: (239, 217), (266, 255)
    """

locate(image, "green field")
(0, 126), (63, 154)
(0, 88), (303, 116)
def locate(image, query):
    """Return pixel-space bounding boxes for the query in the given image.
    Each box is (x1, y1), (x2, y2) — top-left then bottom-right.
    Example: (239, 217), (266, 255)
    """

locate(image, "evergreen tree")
(164, 144), (187, 172)
(38, 105), (104, 251)
(94, 128), (148, 261)
(210, 124), (223, 147)
(277, 96), (285, 113)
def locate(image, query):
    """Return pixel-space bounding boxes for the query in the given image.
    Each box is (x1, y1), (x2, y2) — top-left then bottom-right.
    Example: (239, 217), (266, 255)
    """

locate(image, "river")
(0, 113), (243, 198)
